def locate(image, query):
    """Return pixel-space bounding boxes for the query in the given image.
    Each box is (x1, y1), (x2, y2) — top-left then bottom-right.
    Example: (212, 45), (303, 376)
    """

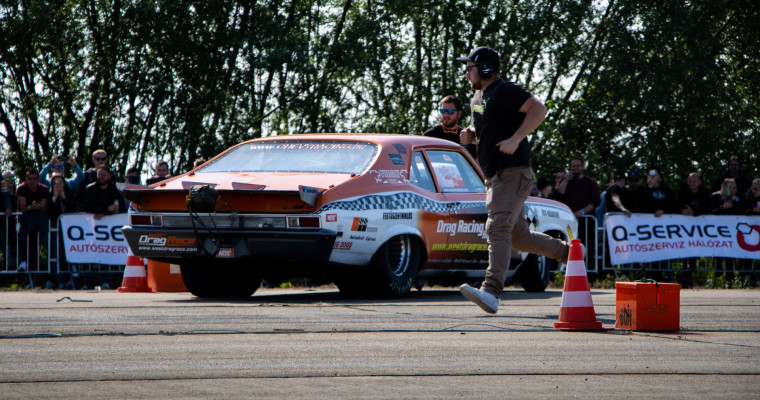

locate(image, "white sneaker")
(459, 284), (499, 314)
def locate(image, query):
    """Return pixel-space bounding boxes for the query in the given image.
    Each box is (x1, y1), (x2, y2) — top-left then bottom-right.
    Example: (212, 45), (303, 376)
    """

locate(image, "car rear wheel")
(517, 253), (554, 292)
(180, 259), (262, 298)
(336, 234), (421, 298)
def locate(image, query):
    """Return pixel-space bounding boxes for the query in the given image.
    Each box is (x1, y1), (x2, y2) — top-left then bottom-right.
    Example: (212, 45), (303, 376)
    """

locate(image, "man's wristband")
(579, 209), (584, 215)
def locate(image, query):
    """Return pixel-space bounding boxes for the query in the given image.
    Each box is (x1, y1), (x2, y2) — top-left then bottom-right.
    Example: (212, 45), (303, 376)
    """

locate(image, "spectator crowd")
(531, 155), (759, 284)
(1, 151), (180, 289)
(534, 155), (759, 219)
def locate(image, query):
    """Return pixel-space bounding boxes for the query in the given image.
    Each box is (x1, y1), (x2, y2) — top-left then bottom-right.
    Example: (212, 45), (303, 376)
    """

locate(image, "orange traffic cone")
(554, 239), (606, 330)
(118, 255), (152, 293)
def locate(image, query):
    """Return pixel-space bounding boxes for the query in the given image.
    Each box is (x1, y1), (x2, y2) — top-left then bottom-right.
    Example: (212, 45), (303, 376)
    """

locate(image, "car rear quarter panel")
(316, 137), (467, 267)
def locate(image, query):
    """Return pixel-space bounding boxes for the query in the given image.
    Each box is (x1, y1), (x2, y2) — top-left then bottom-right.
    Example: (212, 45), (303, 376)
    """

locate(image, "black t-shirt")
(422, 124), (477, 158)
(470, 79), (532, 177)
(84, 182), (126, 215)
(605, 183), (633, 213)
(677, 185), (711, 216)
(423, 124), (463, 143)
(638, 184), (677, 214)
(16, 183), (50, 209)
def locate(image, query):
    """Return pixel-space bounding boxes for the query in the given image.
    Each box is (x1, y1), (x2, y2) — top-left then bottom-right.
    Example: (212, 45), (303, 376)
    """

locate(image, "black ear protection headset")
(478, 62), (493, 79)
(458, 46), (499, 79)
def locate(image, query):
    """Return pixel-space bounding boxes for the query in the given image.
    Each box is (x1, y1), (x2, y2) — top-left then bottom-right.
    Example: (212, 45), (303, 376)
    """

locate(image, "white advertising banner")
(605, 214), (760, 265)
(60, 213), (130, 265)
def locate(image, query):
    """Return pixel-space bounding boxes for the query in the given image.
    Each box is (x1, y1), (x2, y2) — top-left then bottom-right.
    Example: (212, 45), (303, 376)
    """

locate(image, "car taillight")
(130, 215), (162, 226)
(131, 215), (151, 225)
(286, 216), (320, 228)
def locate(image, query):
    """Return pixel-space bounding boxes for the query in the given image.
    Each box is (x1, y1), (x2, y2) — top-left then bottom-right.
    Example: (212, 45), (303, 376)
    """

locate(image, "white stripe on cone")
(122, 266), (146, 278)
(559, 291), (594, 308)
(564, 260), (587, 276)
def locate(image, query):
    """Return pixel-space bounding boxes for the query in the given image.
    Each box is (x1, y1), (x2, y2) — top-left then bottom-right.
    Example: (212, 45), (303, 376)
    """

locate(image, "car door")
(407, 150), (458, 268)
(424, 149), (489, 269)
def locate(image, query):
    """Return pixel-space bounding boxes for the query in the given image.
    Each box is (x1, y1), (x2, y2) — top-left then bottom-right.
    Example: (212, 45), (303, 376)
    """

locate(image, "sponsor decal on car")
(333, 241), (353, 250)
(249, 142), (370, 151)
(138, 234), (196, 247)
(540, 208), (560, 218)
(436, 219), (487, 239)
(352, 217), (368, 232)
(326, 214), (338, 222)
(136, 233), (197, 253)
(351, 217), (378, 232)
(388, 153), (405, 166)
(383, 212), (413, 220)
(368, 169), (409, 184)
(217, 248), (234, 258)
(348, 234), (377, 242)
(431, 242), (488, 252)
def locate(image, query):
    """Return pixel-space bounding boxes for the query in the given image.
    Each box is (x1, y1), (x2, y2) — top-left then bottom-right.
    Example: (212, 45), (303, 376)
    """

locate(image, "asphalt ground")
(0, 287), (758, 399)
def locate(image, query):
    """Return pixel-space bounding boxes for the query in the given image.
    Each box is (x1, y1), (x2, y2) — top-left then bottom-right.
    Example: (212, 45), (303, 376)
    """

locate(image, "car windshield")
(199, 140), (379, 174)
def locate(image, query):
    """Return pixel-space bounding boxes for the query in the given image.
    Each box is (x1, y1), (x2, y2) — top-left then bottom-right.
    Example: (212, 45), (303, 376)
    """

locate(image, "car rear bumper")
(121, 226), (337, 262)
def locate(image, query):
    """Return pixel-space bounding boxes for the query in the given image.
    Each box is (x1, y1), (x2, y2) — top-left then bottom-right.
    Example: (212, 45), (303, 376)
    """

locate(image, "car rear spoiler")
(122, 184), (325, 208)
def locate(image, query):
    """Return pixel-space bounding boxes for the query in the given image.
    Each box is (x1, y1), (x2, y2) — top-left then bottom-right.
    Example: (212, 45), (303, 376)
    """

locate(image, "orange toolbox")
(615, 281), (680, 331)
(147, 259), (188, 292)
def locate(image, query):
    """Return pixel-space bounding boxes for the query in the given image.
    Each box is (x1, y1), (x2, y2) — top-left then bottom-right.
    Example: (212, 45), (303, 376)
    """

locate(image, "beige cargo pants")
(481, 166), (570, 297)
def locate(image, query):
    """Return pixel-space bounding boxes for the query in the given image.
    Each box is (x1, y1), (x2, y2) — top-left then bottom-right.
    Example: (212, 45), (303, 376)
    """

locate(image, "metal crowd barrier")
(1, 213), (125, 277)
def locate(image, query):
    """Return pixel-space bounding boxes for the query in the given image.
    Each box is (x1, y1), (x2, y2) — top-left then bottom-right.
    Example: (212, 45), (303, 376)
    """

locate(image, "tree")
(1, 0), (756, 187)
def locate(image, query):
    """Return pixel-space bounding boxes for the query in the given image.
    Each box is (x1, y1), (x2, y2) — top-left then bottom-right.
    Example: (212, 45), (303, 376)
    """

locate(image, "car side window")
(426, 150), (485, 193)
(409, 152), (436, 192)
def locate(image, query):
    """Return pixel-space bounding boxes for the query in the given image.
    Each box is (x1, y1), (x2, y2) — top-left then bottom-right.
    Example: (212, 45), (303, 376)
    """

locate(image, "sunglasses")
(53, 165), (66, 169)
(94, 157), (107, 161)
(439, 108), (456, 115)
(464, 64), (478, 74)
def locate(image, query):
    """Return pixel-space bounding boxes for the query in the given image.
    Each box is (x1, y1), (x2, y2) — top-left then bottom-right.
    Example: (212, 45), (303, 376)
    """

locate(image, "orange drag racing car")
(121, 134), (577, 298)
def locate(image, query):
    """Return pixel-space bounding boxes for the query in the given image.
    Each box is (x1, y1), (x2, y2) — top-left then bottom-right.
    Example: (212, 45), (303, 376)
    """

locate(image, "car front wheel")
(180, 259), (263, 298)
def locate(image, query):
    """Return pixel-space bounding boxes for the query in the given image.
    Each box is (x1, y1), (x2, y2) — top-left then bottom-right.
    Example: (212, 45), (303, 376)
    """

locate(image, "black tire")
(336, 234), (421, 298)
(517, 253), (554, 292)
(180, 259), (262, 298)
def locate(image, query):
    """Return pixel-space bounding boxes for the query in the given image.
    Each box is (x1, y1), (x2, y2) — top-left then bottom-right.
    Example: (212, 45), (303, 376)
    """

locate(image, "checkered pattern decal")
(316, 192), (483, 214)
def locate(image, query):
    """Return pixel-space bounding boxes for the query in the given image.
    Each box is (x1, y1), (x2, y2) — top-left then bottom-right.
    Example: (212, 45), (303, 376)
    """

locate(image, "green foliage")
(551, 272), (564, 288)
(590, 274), (618, 289)
(39, 245), (46, 266)
(1, 0), (757, 185)
(699, 271), (753, 289)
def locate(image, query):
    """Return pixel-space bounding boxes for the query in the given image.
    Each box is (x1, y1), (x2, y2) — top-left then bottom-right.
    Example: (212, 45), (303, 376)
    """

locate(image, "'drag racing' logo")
(737, 223), (760, 252)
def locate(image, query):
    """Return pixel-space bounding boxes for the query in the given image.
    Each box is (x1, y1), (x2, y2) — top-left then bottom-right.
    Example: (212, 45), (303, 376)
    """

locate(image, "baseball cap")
(456, 46), (500, 72)
(627, 169), (641, 178)
(612, 170), (626, 180)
